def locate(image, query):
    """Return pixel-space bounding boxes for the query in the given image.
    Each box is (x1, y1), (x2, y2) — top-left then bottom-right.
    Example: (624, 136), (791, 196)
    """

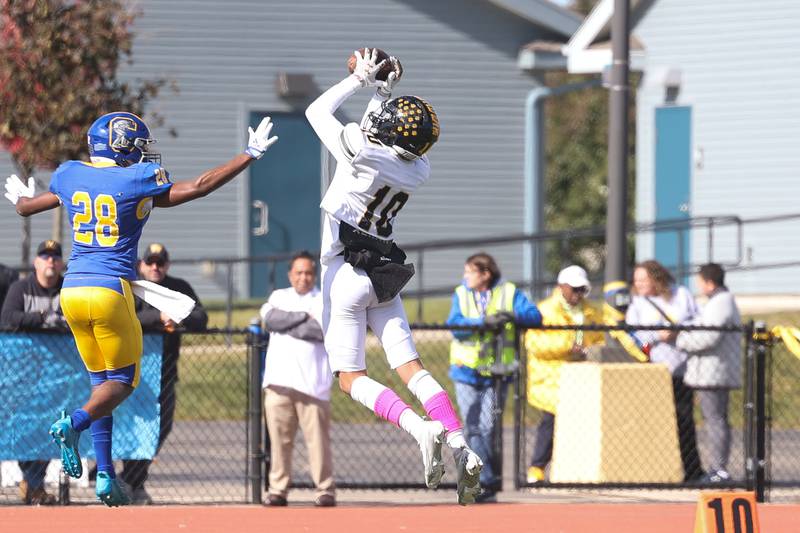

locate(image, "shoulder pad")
(139, 163), (170, 186)
(339, 123), (365, 161)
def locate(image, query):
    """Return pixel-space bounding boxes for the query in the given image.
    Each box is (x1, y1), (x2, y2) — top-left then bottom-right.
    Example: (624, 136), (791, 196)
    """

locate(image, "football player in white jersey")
(305, 49), (483, 505)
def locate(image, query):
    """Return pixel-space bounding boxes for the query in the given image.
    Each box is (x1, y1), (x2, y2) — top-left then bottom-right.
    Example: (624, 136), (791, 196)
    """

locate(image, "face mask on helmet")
(366, 96), (439, 161)
(87, 112), (160, 167)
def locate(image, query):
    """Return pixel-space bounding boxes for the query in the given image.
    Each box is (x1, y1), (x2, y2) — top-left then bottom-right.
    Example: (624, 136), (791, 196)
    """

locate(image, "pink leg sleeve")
(423, 391), (463, 432)
(374, 389), (411, 427)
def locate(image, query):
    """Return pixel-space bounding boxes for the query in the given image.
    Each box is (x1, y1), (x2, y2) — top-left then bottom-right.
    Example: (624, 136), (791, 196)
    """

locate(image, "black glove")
(483, 311), (515, 329)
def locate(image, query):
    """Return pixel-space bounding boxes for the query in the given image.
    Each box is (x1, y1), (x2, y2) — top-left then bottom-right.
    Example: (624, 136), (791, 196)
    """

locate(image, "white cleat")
(416, 420), (446, 489)
(455, 446), (483, 506)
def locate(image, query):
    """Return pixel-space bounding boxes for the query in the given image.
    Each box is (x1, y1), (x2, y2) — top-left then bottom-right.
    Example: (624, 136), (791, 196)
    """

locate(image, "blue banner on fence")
(0, 333), (162, 461)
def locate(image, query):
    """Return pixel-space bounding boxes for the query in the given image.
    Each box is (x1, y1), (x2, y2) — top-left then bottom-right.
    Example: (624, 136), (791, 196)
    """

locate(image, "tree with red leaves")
(0, 0), (171, 263)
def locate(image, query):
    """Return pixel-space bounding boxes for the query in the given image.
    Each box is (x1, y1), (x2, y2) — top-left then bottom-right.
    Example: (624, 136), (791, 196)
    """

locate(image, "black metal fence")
(0, 321), (796, 505)
(517, 324), (751, 488)
(761, 324), (800, 503)
(155, 212), (800, 325)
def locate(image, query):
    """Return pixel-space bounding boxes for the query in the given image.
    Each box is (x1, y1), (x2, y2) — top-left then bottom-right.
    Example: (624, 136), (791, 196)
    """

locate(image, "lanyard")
(473, 290), (490, 316)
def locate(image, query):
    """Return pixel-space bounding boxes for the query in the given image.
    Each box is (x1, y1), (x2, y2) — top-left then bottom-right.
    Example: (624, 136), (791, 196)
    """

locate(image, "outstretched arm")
(154, 153), (253, 208)
(154, 117), (277, 208)
(15, 192), (60, 216)
(5, 175), (60, 216)
(306, 48), (387, 163)
(306, 75), (364, 162)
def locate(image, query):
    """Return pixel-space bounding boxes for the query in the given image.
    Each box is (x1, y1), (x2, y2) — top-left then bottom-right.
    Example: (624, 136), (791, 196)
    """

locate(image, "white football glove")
(377, 56), (403, 97)
(352, 48), (387, 88)
(4, 174), (35, 206)
(245, 117), (279, 159)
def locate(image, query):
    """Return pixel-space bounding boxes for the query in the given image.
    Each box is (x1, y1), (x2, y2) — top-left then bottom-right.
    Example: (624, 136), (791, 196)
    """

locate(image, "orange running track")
(2, 503), (797, 533)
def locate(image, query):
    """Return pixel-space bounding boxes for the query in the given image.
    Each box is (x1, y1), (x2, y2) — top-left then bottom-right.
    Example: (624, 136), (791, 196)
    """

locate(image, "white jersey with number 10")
(305, 76), (431, 263)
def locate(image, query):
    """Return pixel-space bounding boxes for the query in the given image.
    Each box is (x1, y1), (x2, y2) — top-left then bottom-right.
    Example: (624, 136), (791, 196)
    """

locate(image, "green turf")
(174, 336), (248, 421)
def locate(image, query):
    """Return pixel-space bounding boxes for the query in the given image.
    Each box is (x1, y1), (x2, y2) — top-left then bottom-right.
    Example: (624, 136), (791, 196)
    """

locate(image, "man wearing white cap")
(523, 265), (605, 483)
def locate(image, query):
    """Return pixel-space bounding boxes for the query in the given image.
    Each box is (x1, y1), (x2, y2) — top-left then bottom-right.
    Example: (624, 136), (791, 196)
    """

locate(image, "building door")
(654, 106), (691, 281)
(248, 111), (320, 298)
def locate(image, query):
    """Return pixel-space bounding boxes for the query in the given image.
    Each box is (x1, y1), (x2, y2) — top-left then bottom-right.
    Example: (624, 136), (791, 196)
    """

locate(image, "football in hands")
(347, 48), (394, 81)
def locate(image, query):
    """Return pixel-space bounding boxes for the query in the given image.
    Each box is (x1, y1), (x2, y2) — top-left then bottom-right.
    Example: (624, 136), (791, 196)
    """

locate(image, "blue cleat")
(96, 472), (130, 507)
(48, 410), (83, 478)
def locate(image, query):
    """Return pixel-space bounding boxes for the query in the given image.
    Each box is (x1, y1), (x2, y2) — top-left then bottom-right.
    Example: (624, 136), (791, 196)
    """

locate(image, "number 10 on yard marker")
(694, 492), (760, 533)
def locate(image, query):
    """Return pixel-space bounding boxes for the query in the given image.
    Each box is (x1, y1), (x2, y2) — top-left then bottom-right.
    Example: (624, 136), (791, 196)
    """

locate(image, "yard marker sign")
(694, 491), (760, 533)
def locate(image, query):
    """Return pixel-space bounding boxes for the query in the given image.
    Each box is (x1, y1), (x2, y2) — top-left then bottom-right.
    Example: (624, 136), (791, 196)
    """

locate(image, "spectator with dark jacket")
(0, 240), (66, 505)
(118, 243), (208, 504)
(0, 262), (18, 308)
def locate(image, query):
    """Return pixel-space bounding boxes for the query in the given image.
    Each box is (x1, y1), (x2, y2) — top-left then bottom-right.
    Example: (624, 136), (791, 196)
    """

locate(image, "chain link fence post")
(490, 329), (504, 493)
(58, 467), (70, 505)
(246, 319), (265, 504)
(743, 320), (756, 493)
(512, 326), (524, 490)
(752, 321), (770, 503)
(488, 323), (520, 493)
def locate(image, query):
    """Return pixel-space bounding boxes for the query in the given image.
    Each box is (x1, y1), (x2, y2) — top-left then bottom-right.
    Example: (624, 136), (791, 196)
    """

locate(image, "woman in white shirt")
(625, 260), (704, 482)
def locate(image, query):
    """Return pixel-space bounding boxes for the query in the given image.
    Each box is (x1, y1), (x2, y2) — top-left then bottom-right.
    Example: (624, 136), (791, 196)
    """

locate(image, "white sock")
(349, 375), (386, 411)
(446, 428), (468, 449)
(408, 369), (465, 449)
(398, 409), (425, 437)
(350, 375), (424, 438)
(406, 369), (443, 404)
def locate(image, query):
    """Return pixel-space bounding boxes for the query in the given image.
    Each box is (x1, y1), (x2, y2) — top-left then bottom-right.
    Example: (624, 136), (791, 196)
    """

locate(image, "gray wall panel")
(634, 0), (800, 294)
(0, 0), (558, 303)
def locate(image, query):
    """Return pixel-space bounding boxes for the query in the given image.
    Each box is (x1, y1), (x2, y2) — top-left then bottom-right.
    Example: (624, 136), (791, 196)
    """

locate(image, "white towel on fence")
(130, 280), (196, 324)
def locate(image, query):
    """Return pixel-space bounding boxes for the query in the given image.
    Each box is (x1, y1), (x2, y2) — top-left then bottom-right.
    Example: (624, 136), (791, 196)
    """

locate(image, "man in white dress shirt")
(260, 251), (335, 507)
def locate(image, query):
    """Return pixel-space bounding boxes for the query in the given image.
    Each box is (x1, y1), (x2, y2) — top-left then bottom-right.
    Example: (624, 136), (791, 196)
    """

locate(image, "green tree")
(543, 0), (637, 280)
(0, 0), (172, 263)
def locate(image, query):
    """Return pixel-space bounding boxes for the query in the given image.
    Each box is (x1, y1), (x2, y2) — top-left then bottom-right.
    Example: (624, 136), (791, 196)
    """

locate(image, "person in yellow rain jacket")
(524, 266), (604, 483)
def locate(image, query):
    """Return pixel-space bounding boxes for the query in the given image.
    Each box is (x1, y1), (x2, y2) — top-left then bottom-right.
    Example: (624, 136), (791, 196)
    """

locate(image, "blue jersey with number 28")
(49, 161), (172, 280)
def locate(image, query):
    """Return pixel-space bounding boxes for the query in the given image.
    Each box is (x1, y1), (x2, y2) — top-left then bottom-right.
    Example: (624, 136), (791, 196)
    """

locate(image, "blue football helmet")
(87, 111), (159, 166)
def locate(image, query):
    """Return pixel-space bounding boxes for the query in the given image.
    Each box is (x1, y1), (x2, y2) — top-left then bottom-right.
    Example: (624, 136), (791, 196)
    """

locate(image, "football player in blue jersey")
(4, 111), (277, 506)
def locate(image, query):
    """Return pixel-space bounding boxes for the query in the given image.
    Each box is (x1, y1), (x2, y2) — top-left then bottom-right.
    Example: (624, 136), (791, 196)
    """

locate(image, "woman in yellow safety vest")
(446, 253), (541, 502)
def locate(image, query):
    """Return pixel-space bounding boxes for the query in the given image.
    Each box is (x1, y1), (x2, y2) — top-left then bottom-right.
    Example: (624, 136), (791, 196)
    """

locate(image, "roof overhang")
(518, 0), (647, 74)
(518, 41), (568, 71)
(563, 0), (645, 73)
(486, 0), (582, 37)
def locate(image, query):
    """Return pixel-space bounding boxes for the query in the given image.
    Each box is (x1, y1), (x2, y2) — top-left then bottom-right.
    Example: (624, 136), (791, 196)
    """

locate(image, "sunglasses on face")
(570, 286), (589, 294)
(38, 253), (61, 260)
(145, 259), (166, 267)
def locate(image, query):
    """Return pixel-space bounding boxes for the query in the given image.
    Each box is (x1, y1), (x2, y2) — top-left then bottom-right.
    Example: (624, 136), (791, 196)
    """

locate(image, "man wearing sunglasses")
(523, 265), (605, 484)
(1, 240), (68, 504)
(115, 243), (208, 504)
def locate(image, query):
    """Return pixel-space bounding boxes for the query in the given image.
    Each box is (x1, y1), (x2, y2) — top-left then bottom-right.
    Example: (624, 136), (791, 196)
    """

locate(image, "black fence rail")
(762, 324), (800, 503)
(135, 212), (800, 326)
(0, 321), (793, 505)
